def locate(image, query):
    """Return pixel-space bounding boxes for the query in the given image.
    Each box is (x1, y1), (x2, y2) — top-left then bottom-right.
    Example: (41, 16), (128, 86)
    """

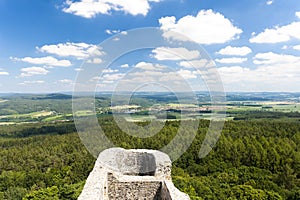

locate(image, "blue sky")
(0, 0), (300, 93)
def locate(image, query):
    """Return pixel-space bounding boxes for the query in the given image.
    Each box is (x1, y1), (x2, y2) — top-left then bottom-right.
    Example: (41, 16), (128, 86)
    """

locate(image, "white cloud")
(101, 73), (125, 83)
(253, 52), (300, 65)
(135, 62), (167, 71)
(105, 29), (120, 34)
(217, 52), (300, 91)
(12, 56), (72, 67)
(159, 9), (242, 44)
(215, 57), (247, 64)
(217, 46), (252, 56)
(177, 69), (197, 79)
(129, 71), (164, 78)
(178, 59), (215, 69)
(125, 62), (198, 82)
(63, 0), (110, 18)
(266, 0), (273, 5)
(19, 80), (45, 85)
(120, 31), (128, 35)
(63, 0), (161, 18)
(87, 58), (103, 64)
(151, 47), (200, 60)
(20, 67), (49, 77)
(96, 71), (126, 84)
(96, 60), (216, 91)
(58, 79), (73, 84)
(37, 42), (103, 60)
(102, 68), (119, 73)
(218, 66), (250, 74)
(0, 69), (9, 75)
(293, 45), (300, 50)
(250, 21), (300, 43)
(0, 72), (9, 75)
(296, 12), (300, 19)
(105, 29), (127, 35)
(75, 68), (83, 71)
(120, 64), (129, 68)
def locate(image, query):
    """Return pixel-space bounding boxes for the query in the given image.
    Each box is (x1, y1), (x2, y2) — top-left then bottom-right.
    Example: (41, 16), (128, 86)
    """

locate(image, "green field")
(272, 104), (300, 112)
(0, 110), (55, 121)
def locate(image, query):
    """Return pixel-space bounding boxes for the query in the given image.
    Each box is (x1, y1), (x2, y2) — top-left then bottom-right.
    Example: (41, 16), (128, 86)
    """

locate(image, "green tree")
(23, 186), (59, 200)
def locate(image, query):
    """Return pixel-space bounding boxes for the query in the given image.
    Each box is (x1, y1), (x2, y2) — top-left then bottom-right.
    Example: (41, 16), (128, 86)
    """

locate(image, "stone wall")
(161, 182), (172, 200)
(78, 148), (190, 200)
(108, 173), (162, 200)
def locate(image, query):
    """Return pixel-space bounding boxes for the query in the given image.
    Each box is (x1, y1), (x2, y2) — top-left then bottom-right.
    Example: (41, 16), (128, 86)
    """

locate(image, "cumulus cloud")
(151, 47), (200, 60)
(75, 68), (83, 71)
(113, 67), (199, 91)
(253, 52), (300, 65)
(101, 73), (125, 83)
(58, 79), (73, 84)
(120, 31), (128, 35)
(293, 45), (300, 50)
(12, 56), (72, 67)
(18, 80), (45, 85)
(105, 29), (120, 34)
(87, 58), (103, 64)
(20, 67), (49, 77)
(218, 66), (250, 74)
(37, 42), (103, 60)
(105, 29), (127, 35)
(266, 0), (273, 5)
(0, 68), (9, 75)
(135, 62), (167, 71)
(120, 64), (129, 68)
(178, 59), (215, 69)
(296, 12), (300, 19)
(218, 52), (300, 91)
(159, 9), (242, 44)
(63, 0), (110, 18)
(96, 60), (216, 92)
(215, 57), (247, 64)
(217, 46), (252, 56)
(250, 20), (300, 43)
(177, 69), (197, 79)
(102, 68), (119, 73)
(0, 72), (9, 75)
(62, 0), (161, 18)
(130, 62), (198, 81)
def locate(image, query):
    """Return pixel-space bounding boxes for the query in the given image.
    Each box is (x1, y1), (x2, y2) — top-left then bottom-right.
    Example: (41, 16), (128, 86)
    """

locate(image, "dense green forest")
(1, 117), (300, 199)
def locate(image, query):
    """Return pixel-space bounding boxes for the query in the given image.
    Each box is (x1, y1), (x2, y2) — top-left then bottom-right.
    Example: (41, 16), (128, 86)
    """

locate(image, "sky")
(0, 0), (300, 93)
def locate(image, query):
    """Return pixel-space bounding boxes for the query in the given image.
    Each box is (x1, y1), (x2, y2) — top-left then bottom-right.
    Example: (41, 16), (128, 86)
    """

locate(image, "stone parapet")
(78, 148), (190, 200)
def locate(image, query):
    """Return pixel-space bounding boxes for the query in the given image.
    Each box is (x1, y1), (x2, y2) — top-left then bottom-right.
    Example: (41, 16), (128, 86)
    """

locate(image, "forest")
(1, 116), (300, 199)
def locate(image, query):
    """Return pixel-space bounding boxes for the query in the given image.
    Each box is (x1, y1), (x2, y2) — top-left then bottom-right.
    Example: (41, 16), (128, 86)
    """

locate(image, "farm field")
(0, 93), (299, 124)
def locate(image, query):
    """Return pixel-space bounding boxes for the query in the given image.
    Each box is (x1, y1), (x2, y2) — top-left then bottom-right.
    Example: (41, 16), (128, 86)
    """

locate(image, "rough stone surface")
(78, 148), (190, 200)
(108, 173), (162, 200)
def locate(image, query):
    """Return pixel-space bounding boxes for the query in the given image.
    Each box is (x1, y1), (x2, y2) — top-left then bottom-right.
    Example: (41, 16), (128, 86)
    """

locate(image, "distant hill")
(0, 93), (72, 100)
(31, 93), (73, 100)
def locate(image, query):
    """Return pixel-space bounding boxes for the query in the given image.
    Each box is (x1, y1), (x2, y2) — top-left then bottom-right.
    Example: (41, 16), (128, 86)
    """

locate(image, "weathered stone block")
(78, 148), (190, 200)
